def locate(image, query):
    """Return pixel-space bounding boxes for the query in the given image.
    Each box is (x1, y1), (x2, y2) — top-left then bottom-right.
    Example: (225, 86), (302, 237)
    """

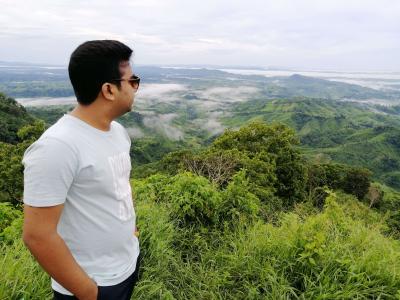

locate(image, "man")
(22, 40), (140, 300)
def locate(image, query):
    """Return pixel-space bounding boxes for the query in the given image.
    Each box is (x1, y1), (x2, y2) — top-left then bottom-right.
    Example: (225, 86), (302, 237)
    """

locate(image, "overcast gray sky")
(0, 0), (399, 71)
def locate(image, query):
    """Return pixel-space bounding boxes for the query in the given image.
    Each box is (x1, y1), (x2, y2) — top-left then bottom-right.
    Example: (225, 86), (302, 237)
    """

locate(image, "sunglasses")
(111, 74), (140, 91)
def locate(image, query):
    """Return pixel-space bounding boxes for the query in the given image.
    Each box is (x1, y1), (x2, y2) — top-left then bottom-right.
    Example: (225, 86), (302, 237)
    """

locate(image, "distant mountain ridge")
(1, 65), (399, 100)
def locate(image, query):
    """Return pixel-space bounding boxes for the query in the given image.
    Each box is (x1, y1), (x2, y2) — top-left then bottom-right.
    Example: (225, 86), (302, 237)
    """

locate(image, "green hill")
(223, 97), (400, 189)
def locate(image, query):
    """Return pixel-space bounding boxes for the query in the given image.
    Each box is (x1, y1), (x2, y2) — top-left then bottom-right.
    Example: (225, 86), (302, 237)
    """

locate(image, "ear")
(101, 83), (116, 101)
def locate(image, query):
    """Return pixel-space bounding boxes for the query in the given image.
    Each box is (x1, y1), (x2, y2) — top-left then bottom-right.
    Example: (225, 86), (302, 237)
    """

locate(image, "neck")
(69, 102), (113, 132)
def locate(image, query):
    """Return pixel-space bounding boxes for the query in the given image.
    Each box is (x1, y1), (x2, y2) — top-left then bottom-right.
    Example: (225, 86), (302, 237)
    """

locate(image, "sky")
(0, 0), (399, 71)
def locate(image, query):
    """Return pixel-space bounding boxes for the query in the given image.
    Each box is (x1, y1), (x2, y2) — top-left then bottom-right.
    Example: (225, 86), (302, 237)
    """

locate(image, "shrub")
(180, 149), (242, 187)
(132, 174), (171, 204)
(365, 183), (385, 208)
(219, 170), (260, 227)
(0, 202), (22, 235)
(164, 172), (222, 227)
(1, 216), (23, 245)
(343, 167), (372, 200)
(307, 163), (373, 201)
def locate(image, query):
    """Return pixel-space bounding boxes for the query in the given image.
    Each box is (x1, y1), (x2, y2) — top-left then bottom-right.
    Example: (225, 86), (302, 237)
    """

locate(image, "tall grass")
(0, 240), (52, 299)
(131, 177), (400, 299)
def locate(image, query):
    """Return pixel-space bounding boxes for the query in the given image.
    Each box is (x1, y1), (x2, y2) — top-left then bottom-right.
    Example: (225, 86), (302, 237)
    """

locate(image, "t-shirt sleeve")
(22, 137), (78, 207)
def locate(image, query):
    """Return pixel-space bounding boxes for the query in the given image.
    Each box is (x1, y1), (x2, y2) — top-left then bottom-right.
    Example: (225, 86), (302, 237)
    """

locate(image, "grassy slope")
(131, 179), (400, 299)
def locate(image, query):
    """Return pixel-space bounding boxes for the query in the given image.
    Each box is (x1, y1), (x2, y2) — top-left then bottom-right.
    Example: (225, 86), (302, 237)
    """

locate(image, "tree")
(306, 163), (373, 202)
(211, 121), (307, 207)
(0, 92), (35, 144)
(181, 149), (241, 187)
(0, 120), (45, 205)
(343, 167), (372, 200)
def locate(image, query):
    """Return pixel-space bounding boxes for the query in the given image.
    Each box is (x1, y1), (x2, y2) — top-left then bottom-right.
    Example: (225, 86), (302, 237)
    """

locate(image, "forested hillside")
(225, 97), (400, 189)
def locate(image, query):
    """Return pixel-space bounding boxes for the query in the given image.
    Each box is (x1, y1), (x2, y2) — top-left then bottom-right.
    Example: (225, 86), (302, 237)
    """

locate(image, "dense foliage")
(0, 92), (35, 144)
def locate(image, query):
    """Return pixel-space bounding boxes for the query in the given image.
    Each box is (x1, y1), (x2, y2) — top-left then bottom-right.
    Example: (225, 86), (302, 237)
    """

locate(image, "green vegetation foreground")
(1, 121), (400, 299)
(1, 184), (400, 299)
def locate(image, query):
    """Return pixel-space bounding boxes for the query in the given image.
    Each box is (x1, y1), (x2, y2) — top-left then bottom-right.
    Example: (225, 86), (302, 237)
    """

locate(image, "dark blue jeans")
(53, 258), (140, 300)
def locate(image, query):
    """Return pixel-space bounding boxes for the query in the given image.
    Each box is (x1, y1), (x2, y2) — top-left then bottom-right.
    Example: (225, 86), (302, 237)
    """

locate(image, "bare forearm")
(24, 233), (97, 299)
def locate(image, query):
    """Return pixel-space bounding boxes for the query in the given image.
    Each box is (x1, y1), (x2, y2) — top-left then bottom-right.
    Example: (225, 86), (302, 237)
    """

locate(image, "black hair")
(68, 40), (133, 105)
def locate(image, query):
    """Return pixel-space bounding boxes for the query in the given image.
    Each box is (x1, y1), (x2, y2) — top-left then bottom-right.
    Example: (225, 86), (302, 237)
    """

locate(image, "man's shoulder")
(111, 120), (124, 131)
(111, 120), (131, 143)
(22, 133), (77, 167)
(29, 115), (84, 157)
(41, 116), (78, 144)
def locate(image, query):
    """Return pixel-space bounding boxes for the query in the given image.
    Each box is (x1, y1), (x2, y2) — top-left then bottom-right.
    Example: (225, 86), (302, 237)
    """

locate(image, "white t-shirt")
(22, 114), (140, 295)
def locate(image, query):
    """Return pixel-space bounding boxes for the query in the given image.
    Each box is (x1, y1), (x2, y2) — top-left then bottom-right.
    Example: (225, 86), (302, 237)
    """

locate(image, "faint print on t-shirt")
(108, 152), (134, 221)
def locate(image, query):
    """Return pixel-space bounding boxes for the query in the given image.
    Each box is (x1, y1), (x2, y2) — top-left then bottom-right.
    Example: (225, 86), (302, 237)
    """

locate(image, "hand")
(134, 226), (139, 237)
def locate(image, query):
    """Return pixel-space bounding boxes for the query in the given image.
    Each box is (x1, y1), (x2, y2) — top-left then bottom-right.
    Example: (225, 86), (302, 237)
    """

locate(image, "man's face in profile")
(115, 61), (138, 114)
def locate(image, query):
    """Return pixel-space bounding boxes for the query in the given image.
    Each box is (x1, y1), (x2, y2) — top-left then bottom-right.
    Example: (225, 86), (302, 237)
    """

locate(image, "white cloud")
(198, 86), (260, 103)
(137, 84), (187, 98)
(194, 111), (226, 135)
(0, 0), (399, 70)
(142, 113), (184, 140)
(125, 127), (145, 138)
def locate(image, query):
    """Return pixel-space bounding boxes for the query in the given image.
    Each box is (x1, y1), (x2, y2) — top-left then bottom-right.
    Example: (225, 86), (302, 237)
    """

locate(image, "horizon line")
(0, 60), (400, 74)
